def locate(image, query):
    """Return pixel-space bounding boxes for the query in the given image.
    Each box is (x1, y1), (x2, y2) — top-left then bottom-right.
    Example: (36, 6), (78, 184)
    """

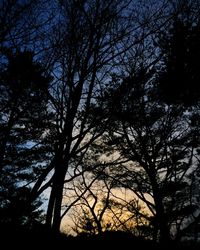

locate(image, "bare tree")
(68, 171), (112, 235)
(29, 0), (140, 232)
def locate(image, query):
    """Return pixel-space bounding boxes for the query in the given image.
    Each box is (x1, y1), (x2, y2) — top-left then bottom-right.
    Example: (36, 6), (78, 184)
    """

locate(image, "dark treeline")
(0, 0), (200, 249)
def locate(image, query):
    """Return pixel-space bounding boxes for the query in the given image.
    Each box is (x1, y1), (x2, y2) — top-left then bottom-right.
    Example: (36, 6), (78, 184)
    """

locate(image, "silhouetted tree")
(68, 170), (114, 235)
(24, 0), (177, 233)
(0, 0), (54, 57)
(154, 2), (200, 241)
(3, 2), (200, 243)
(89, 1), (200, 244)
(0, 186), (44, 228)
(0, 51), (51, 227)
(95, 60), (200, 244)
(156, 0), (200, 106)
(29, 0), (141, 233)
(66, 136), (152, 237)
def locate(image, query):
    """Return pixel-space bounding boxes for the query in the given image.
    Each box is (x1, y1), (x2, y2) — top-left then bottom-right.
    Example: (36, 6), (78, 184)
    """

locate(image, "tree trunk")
(51, 170), (66, 233)
(46, 185), (56, 228)
(154, 195), (171, 245)
(159, 217), (171, 244)
(45, 164), (66, 233)
(96, 221), (102, 235)
(150, 172), (171, 244)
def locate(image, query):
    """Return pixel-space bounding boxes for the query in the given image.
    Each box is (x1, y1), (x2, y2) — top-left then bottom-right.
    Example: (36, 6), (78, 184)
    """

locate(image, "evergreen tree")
(0, 51), (52, 227)
(157, 5), (200, 106)
(95, 63), (200, 244)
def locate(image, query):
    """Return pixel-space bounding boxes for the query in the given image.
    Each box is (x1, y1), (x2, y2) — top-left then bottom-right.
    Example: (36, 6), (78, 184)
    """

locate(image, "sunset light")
(1, 0), (200, 249)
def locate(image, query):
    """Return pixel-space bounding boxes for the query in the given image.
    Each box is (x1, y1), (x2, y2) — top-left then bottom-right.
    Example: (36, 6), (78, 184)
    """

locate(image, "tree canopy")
(1, 0), (200, 247)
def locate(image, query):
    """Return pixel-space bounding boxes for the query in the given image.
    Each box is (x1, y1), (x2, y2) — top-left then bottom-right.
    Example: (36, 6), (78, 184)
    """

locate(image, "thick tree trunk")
(96, 220), (102, 235)
(159, 217), (171, 244)
(149, 172), (171, 245)
(154, 195), (171, 245)
(51, 170), (66, 233)
(45, 164), (66, 233)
